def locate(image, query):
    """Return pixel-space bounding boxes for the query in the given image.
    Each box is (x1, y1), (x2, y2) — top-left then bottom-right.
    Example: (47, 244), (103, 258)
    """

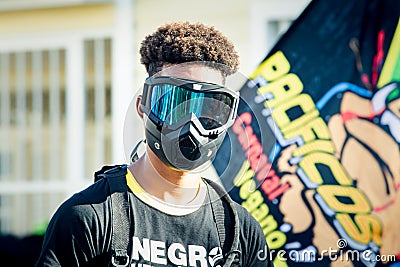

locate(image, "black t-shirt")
(35, 172), (272, 267)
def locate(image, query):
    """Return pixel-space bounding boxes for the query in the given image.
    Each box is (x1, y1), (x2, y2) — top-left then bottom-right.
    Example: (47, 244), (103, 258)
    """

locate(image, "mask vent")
(179, 134), (201, 161)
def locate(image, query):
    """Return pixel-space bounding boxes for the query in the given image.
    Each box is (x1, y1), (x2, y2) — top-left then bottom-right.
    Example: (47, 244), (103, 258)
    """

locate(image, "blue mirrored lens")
(150, 84), (232, 130)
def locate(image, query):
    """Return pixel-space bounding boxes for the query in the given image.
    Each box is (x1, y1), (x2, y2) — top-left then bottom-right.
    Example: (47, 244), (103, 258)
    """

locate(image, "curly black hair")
(139, 22), (239, 76)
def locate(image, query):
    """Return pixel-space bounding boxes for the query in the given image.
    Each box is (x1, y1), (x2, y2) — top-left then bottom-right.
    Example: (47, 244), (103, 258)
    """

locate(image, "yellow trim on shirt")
(125, 169), (206, 216)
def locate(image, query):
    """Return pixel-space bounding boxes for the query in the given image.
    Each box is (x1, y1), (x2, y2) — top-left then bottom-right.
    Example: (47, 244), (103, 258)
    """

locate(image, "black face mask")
(140, 76), (239, 170)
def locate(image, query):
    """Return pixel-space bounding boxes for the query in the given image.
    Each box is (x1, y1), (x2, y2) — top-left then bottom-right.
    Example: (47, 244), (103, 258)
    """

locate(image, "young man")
(36, 22), (272, 267)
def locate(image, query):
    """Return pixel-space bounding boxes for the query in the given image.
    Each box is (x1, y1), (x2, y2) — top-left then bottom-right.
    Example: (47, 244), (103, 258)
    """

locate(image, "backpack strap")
(95, 165), (131, 267)
(204, 179), (241, 267)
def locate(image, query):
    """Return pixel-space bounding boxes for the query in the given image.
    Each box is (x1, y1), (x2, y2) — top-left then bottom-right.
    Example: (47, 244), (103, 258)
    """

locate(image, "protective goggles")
(141, 76), (239, 134)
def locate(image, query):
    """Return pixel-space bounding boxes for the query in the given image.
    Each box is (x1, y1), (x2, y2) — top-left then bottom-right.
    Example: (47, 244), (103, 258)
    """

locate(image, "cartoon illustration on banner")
(213, 0), (400, 266)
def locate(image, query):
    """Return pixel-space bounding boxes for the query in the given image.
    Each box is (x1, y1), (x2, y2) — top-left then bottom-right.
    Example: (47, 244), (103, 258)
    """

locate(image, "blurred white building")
(0, 0), (310, 236)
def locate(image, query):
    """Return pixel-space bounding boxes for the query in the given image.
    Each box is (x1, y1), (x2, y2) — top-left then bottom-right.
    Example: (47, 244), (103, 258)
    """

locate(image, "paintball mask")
(140, 76), (239, 170)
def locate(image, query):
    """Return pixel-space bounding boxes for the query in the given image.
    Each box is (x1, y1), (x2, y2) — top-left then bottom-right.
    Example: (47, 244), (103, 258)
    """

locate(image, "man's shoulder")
(80, 176), (112, 202)
(231, 201), (265, 234)
(204, 180), (260, 229)
(232, 202), (255, 222)
(53, 178), (111, 221)
(70, 177), (110, 204)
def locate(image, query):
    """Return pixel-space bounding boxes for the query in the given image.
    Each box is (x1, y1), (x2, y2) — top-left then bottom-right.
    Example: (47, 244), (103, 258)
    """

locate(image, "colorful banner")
(214, 0), (400, 266)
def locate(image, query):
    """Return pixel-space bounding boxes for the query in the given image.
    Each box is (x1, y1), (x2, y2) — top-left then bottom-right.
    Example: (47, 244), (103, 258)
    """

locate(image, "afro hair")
(139, 22), (239, 76)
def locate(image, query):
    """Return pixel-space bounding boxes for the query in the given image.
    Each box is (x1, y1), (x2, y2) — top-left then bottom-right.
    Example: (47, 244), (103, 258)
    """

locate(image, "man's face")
(137, 63), (240, 170)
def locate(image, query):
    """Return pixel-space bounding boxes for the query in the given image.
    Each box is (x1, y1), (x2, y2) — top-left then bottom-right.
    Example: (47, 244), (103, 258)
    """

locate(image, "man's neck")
(128, 148), (203, 206)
